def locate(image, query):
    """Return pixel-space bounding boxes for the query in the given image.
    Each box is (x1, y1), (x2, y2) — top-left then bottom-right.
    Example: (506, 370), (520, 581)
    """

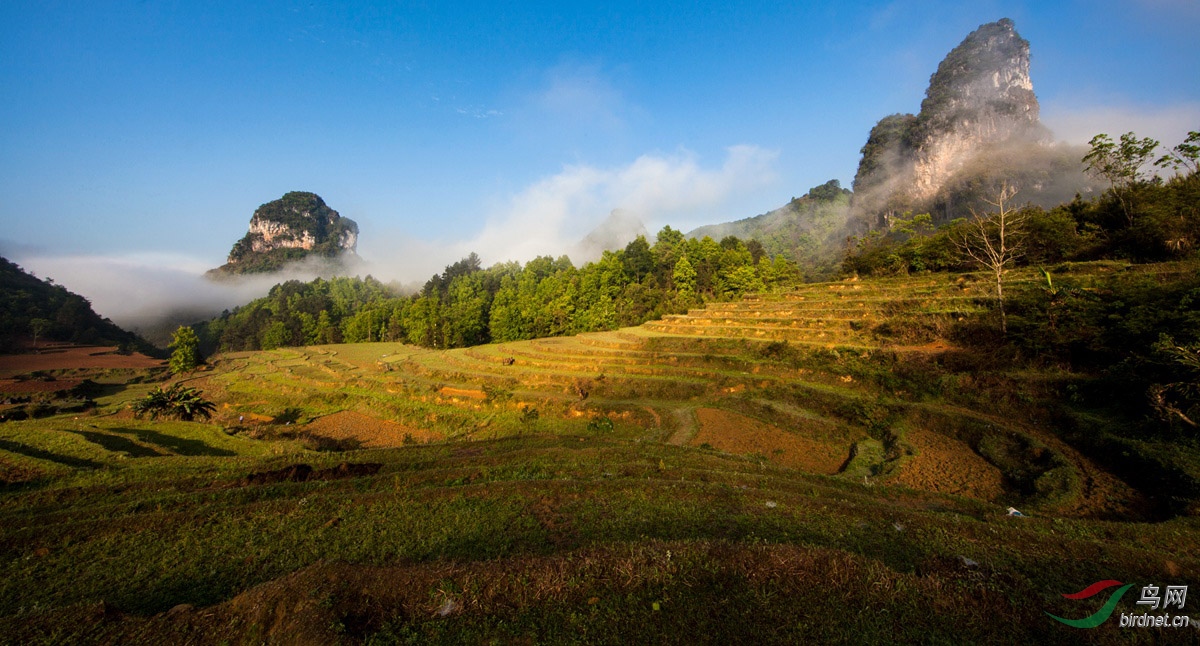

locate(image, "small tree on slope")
(168, 325), (202, 374)
(953, 181), (1027, 334)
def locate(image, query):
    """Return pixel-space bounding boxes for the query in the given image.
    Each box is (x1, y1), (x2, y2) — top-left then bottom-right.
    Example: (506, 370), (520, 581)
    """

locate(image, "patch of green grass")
(5, 263), (1200, 642)
(840, 439), (886, 478)
(0, 438), (105, 470)
(2, 427), (1199, 643)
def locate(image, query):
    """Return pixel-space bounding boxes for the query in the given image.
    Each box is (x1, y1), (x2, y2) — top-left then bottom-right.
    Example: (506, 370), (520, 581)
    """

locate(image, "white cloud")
(356, 232), (457, 291)
(243, 146), (779, 292)
(459, 145), (779, 264)
(7, 147), (780, 334)
(455, 106), (503, 119)
(1041, 103), (1200, 147)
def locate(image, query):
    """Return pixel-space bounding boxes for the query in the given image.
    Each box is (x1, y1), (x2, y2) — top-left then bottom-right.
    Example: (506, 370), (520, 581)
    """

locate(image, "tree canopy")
(168, 326), (202, 374)
(197, 230), (800, 354)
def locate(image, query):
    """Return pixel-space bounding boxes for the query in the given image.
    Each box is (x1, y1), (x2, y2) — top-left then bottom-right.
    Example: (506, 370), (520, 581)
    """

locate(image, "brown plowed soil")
(0, 346), (163, 376)
(303, 410), (442, 448)
(924, 404), (1148, 519)
(891, 428), (1005, 501)
(689, 408), (846, 474)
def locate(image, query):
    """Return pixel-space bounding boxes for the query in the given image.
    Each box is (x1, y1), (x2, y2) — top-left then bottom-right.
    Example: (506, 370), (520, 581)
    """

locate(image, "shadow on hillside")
(64, 430), (164, 458)
(0, 438), (104, 469)
(109, 428), (237, 457)
(88, 382), (131, 399)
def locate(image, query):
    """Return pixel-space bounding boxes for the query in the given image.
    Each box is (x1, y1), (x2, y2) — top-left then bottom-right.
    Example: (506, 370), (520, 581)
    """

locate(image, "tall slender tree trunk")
(995, 269), (1007, 334)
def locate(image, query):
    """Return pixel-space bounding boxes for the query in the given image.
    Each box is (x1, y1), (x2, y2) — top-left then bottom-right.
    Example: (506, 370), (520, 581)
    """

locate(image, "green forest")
(687, 179), (853, 280)
(196, 228), (801, 354)
(842, 149), (1200, 275)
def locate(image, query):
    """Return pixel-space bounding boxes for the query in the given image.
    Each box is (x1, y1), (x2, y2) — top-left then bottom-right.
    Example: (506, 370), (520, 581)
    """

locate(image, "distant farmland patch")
(893, 427), (1006, 501)
(690, 407), (846, 474)
(0, 345), (163, 377)
(304, 410), (441, 448)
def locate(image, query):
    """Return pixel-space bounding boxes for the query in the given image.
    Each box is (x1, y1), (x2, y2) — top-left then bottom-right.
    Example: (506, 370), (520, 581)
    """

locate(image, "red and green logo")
(1046, 580), (1134, 628)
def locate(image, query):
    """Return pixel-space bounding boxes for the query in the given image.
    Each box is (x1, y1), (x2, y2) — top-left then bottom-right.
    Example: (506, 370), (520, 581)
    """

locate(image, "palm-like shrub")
(132, 383), (216, 421)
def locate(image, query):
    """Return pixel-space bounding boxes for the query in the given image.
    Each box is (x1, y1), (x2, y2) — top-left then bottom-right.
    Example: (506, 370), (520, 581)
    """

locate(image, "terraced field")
(646, 276), (987, 348)
(186, 264), (1166, 519)
(4, 262), (1198, 643)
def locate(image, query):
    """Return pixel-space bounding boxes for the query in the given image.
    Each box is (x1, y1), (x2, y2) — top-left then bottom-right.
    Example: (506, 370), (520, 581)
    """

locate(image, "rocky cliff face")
(853, 19), (1058, 219)
(908, 18), (1044, 201)
(675, 18), (1092, 280)
(209, 192), (359, 276)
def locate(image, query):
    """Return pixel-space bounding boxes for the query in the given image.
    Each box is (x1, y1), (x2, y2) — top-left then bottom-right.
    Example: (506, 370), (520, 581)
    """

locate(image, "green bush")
(132, 383), (216, 421)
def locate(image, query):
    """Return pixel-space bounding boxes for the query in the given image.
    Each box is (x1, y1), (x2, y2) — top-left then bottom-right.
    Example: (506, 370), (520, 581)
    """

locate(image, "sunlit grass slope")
(2, 261), (1198, 644)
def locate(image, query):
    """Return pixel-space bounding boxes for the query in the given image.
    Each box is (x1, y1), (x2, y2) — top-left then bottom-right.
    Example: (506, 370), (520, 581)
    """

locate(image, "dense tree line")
(196, 228), (801, 353)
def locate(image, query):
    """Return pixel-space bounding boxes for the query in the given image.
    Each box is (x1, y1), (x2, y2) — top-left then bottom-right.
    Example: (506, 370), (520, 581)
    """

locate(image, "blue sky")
(1, 0), (1198, 323)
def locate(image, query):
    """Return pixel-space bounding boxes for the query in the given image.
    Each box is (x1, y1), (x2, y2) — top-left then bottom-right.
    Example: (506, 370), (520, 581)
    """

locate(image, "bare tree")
(1149, 338), (1200, 429)
(954, 182), (1026, 334)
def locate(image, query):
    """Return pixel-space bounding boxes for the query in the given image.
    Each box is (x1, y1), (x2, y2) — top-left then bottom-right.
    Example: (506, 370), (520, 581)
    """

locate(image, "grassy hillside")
(2, 262), (1199, 644)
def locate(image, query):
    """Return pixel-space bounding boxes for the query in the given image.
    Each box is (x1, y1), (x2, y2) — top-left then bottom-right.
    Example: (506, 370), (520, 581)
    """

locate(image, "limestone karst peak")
(208, 191), (359, 277)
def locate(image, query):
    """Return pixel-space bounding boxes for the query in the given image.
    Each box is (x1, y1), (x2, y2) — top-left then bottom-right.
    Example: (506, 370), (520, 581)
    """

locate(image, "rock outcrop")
(678, 18), (1097, 280)
(852, 19), (1077, 221)
(209, 192), (359, 276)
(907, 18), (1044, 200)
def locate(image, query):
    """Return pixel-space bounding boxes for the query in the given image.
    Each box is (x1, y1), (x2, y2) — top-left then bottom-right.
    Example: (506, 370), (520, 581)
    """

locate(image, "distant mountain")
(207, 192), (360, 277)
(0, 256), (150, 353)
(572, 209), (649, 263)
(687, 180), (851, 279)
